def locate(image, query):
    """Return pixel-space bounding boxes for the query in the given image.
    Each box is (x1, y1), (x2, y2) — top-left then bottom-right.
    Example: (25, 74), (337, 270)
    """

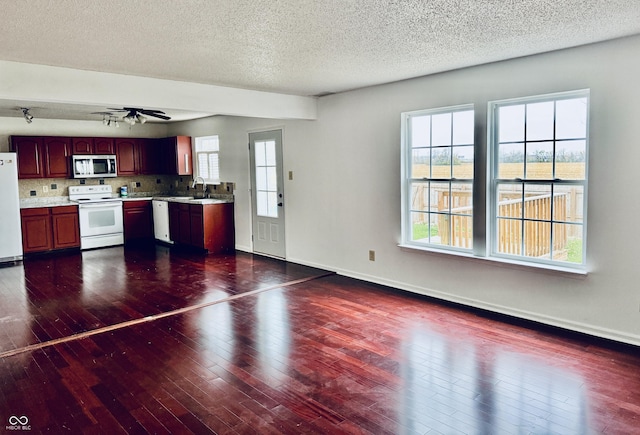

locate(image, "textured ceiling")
(1, 0), (639, 120)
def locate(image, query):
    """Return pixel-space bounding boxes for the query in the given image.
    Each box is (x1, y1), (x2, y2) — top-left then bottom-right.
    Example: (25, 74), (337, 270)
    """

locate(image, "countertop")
(20, 197), (77, 209)
(20, 195), (232, 209)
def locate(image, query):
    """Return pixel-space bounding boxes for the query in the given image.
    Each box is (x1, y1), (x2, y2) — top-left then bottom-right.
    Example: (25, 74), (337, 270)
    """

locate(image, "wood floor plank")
(0, 246), (639, 433)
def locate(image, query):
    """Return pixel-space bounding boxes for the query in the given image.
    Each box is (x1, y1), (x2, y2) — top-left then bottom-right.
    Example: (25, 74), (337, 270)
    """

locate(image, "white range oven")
(69, 185), (124, 250)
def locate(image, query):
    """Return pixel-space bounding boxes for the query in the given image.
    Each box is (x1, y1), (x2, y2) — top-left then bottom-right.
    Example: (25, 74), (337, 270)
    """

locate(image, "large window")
(490, 90), (588, 267)
(194, 135), (220, 184)
(402, 105), (475, 251)
(401, 90), (589, 271)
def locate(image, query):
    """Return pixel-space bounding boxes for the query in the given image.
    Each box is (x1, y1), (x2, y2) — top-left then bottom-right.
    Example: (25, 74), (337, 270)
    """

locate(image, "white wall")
(174, 35), (640, 345)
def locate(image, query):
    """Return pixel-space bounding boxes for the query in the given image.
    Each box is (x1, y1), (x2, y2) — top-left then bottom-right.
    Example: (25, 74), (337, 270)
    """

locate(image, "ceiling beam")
(0, 60), (317, 121)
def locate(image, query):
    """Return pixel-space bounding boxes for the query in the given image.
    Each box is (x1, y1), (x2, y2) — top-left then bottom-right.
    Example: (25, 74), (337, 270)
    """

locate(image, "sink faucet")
(191, 176), (207, 197)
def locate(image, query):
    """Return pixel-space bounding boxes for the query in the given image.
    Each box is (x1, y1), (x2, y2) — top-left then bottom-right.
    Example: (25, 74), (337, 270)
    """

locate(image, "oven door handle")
(79, 202), (122, 209)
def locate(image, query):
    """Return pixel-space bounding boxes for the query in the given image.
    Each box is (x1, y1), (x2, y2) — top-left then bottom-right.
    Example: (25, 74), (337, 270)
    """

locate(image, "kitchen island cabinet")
(21, 205), (80, 253)
(168, 202), (234, 254)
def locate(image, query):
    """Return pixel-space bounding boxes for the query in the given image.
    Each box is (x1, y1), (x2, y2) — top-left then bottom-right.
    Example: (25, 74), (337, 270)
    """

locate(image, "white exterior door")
(249, 130), (286, 258)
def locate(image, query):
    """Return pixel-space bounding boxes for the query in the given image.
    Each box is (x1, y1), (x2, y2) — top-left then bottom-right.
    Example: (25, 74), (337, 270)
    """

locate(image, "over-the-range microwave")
(72, 155), (117, 178)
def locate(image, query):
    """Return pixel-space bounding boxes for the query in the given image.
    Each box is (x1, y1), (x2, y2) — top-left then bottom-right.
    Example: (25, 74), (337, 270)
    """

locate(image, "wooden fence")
(412, 186), (579, 259)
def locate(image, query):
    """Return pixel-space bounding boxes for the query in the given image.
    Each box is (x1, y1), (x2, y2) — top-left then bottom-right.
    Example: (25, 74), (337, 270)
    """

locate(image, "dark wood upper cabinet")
(12, 135), (191, 178)
(73, 137), (115, 155)
(72, 137), (94, 154)
(164, 136), (193, 175)
(43, 137), (71, 178)
(11, 136), (70, 179)
(138, 138), (161, 175)
(115, 138), (138, 176)
(94, 138), (115, 154)
(11, 136), (44, 179)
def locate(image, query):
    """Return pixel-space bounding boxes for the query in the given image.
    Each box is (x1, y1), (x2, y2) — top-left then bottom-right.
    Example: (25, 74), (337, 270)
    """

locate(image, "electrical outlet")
(42, 185), (49, 193)
(289, 171), (293, 180)
(369, 250), (376, 261)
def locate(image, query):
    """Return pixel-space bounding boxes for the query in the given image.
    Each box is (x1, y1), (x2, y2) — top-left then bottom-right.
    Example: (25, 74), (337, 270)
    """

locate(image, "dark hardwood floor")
(0, 245), (639, 434)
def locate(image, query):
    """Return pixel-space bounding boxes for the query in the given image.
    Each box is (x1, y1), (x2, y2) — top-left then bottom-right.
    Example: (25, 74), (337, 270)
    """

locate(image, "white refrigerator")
(0, 153), (23, 263)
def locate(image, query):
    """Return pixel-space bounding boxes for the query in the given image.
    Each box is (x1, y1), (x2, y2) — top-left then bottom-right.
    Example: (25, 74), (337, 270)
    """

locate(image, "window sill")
(398, 243), (588, 277)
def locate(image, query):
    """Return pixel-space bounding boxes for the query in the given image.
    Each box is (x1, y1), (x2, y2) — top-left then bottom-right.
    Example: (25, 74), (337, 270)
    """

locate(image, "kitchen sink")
(188, 199), (228, 204)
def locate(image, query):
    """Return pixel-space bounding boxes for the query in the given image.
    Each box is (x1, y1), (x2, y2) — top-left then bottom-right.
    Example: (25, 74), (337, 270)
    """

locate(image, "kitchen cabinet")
(169, 202), (234, 254)
(115, 138), (138, 176)
(168, 202), (192, 245)
(43, 137), (71, 178)
(11, 136), (71, 179)
(11, 136), (44, 179)
(164, 136), (193, 175)
(21, 205), (80, 253)
(94, 138), (115, 154)
(138, 138), (161, 175)
(20, 208), (52, 253)
(12, 135), (188, 178)
(72, 137), (93, 154)
(72, 137), (115, 155)
(51, 206), (81, 249)
(123, 200), (154, 242)
(116, 138), (160, 175)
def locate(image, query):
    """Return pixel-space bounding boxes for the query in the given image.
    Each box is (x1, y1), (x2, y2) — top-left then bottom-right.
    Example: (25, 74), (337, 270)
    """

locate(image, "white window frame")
(401, 104), (475, 254)
(488, 90), (589, 270)
(400, 90), (589, 274)
(194, 135), (220, 184)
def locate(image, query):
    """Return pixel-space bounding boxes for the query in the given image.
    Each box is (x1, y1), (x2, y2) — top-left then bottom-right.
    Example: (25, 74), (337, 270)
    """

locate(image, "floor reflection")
(401, 327), (588, 433)
(256, 288), (291, 386)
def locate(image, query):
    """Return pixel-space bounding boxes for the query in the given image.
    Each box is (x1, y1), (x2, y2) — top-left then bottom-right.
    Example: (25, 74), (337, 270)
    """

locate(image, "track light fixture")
(102, 114), (120, 128)
(21, 108), (33, 124)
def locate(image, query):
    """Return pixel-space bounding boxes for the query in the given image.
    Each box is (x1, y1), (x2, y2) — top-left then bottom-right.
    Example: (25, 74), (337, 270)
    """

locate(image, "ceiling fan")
(107, 107), (171, 125)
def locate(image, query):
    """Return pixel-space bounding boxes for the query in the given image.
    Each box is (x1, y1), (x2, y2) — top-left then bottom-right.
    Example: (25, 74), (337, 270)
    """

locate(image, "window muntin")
(403, 105), (475, 251)
(195, 135), (220, 184)
(490, 91), (588, 267)
(254, 139), (279, 218)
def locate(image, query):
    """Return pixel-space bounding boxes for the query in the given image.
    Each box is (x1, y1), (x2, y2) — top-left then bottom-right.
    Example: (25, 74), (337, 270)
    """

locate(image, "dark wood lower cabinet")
(20, 208), (52, 253)
(21, 205), (80, 254)
(123, 200), (153, 243)
(168, 202), (234, 253)
(51, 207), (81, 249)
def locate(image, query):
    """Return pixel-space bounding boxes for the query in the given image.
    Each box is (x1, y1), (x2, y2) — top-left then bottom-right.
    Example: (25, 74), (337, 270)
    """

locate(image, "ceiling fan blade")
(142, 112), (171, 120)
(105, 107), (171, 121)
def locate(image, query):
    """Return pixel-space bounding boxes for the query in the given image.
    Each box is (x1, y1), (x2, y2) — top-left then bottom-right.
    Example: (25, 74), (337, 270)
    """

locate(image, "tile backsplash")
(19, 176), (235, 200)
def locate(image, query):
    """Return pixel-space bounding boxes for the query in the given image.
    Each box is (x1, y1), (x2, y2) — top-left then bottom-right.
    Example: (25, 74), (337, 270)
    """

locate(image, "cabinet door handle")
(184, 154), (189, 173)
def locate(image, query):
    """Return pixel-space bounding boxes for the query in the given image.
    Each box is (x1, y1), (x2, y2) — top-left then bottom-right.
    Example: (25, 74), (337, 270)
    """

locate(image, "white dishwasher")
(152, 200), (173, 244)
